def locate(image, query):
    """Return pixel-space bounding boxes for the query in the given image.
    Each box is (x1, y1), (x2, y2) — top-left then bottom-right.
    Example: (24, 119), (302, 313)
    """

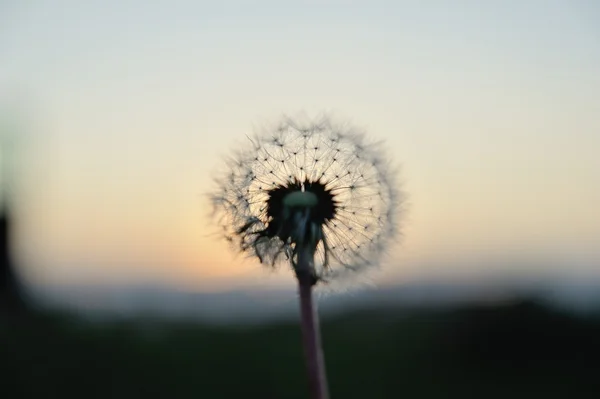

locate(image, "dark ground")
(2, 298), (600, 399)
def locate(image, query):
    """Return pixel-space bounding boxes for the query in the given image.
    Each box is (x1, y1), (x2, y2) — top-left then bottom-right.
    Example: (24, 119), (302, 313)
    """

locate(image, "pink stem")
(297, 269), (329, 399)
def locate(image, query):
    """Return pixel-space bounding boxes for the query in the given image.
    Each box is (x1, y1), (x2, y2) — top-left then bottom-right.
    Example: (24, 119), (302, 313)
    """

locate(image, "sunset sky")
(2, 1), (599, 292)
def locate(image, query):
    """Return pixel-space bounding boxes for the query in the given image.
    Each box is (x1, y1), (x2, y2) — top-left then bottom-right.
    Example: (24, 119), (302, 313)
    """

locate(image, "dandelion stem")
(297, 248), (329, 399)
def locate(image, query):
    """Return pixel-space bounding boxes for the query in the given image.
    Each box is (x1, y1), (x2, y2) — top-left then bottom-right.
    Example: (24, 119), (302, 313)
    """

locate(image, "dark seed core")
(264, 178), (337, 240)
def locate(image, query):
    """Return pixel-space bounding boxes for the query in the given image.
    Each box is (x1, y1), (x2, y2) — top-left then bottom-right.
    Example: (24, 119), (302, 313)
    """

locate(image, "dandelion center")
(264, 178), (337, 246)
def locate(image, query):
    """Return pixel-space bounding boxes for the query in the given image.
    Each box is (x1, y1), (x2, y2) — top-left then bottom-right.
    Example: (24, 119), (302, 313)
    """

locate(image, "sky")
(1, 1), (599, 293)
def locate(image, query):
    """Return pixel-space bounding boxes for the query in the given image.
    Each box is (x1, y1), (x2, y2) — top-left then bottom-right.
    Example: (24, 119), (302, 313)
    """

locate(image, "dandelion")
(210, 114), (403, 398)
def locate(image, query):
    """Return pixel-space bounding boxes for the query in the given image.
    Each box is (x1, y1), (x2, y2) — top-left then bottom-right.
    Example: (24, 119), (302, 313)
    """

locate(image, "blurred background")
(1, 1), (599, 398)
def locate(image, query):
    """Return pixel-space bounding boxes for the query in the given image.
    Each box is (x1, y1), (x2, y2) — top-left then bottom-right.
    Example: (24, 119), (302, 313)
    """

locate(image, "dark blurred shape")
(0, 203), (24, 315)
(0, 117), (26, 316)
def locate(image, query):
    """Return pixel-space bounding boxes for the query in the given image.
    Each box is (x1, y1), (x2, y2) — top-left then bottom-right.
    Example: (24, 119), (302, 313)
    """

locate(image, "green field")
(2, 299), (599, 398)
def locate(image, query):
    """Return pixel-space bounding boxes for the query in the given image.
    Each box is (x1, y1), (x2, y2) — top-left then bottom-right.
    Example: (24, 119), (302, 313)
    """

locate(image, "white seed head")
(210, 113), (405, 284)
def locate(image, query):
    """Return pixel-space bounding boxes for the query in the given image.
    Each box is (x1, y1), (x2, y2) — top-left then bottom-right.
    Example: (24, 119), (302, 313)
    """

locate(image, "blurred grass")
(2, 299), (600, 398)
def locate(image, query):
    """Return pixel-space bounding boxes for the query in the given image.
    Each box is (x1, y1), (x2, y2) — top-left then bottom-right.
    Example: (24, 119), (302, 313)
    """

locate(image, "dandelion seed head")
(210, 114), (404, 284)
